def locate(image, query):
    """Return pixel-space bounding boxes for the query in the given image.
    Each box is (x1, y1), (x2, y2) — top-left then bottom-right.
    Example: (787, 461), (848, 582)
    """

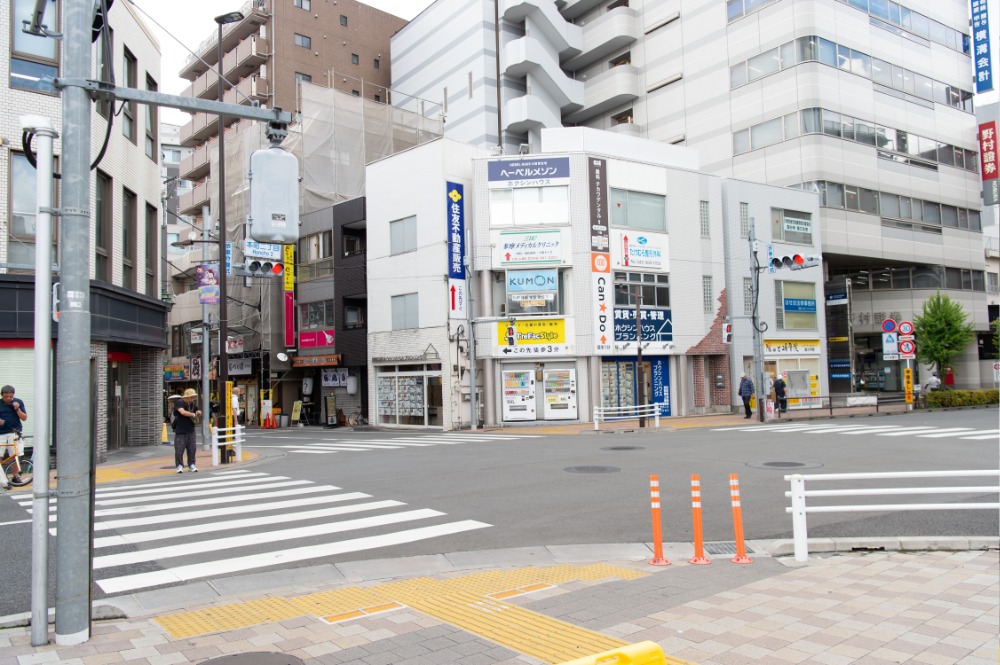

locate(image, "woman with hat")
(173, 388), (203, 473)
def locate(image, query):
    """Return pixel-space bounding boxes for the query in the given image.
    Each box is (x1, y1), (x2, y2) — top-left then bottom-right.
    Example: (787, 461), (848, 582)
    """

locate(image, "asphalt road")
(0, 408), (996, 617)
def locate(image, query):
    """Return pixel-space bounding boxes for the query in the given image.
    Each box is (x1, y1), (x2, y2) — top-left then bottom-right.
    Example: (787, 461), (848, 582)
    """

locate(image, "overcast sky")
(131, 0), (434, 124)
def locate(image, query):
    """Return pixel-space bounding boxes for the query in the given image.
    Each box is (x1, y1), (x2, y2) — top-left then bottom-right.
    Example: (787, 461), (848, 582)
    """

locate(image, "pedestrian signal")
(722, 321), (733, 344)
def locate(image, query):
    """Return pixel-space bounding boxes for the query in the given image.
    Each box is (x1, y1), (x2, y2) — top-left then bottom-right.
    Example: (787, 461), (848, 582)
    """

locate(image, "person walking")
(0, 385), (28, 489)
(773, 373), (787, 416)
(923, 372), (941, 392)
(173, 388), (202, 473)
(231, 386), (242, 425)
(738, 373), (755, 419)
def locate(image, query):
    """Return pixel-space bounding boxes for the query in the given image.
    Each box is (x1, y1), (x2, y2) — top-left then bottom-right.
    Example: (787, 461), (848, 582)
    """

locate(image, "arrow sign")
(450, 285), (456, 310)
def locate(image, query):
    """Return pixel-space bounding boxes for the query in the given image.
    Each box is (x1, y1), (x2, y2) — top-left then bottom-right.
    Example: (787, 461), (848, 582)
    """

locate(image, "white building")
(366, 127), (824, 428)
(392, 0), (990, 389)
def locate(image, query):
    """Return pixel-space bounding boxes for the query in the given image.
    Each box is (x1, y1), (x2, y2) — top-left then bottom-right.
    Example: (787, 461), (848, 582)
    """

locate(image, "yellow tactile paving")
(155, 563), (653, 663)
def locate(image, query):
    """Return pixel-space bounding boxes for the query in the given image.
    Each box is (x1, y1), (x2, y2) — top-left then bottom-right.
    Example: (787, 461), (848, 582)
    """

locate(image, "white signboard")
(322, 367), (349, 387)
(244, 240), (282, 260)
(611, 230), (668, 271)
(994, 362), (1000, 382)
(228, 358), (252, 375)
(882, 332), (898, 355)
(495, 229), (563, 266)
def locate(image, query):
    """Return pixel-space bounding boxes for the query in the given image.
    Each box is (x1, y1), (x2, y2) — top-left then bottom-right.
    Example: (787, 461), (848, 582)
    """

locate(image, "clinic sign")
(498, 230), (562, 265)
(612, 230), (668, 271)
(980, 121), (998, 206)
(447, 182), (467, 319)
(487, 157), (570, 188)
(971, 0), (993, 94)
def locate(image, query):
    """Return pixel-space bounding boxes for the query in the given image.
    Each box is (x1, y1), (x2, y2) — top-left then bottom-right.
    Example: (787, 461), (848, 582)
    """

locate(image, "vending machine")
(501, 370), (535, 421)
(543, 369), (577, 419)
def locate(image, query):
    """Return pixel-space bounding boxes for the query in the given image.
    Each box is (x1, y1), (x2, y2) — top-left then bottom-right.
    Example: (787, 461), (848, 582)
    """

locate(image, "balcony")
(178, 180), (210, 216)
(505, 36), (585, 111)
(563, 6), (639, 72)
(608, 120), (643, 136)
(179, 110), (239, 147)
(178, 140), (213, 181)
(558, 0), (604, 20)
(564, 64), (640, 124)
(504, 94), (563, 136)
(222, 35), (268, 81)
(501, 0), (582, 59)
(178, 0), (269, 81)
(224, 74), (269, 106)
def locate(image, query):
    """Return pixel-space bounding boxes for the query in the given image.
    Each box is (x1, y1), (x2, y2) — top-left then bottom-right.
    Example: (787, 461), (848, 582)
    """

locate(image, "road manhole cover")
(201, 654), (304, 665)
(565, 466), (622, 474)
(601, 446), (644, 451)
(746, 460), (824, 470)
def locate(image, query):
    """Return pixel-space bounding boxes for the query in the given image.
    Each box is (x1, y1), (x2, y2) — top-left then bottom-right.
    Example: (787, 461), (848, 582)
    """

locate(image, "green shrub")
(925, 389), (999, 408)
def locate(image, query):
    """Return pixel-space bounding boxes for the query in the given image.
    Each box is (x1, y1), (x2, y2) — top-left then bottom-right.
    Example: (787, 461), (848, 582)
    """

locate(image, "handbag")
(190, 414), (201, 425)
(749, 394), (757, 409)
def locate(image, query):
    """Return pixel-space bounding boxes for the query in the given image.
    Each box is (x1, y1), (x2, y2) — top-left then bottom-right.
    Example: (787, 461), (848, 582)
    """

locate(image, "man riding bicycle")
(0, 384), (28, 489)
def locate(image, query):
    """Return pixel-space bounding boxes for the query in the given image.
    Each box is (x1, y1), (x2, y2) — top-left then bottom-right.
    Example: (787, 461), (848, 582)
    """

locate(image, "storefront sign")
(498, 230), (562, 265)
(971, 0), (993, 94)
(283, 244), (295, 292)
(322, 367), (349, 386)
(447, 182), (467, 319)
(613, 307), (673, 342)
(783, 298), (816, 313)
(196, 264), (220, 305)
(764, 339), (821, 355)
(487, 157), (570, 188)
(783, 215), (812, 235)
(291, 354), (342, 368)
(590, 157), (612, 354)
(826, 291), (848, 306)
(980, 121), (998, 206)
(228, 358), (252, 375)
(497, 318), (571, 356)
(300, 329), (335, 348)
(284, 291), (295, 348)
(226, 335), (244, 354)
(613, 230), (667, 271)
(507, 269), (557, 292)
(191, 356), (202, 380)
(163, 365), (186, 381)
(190, 328), (204, 345)
(650, 356), (671, 416)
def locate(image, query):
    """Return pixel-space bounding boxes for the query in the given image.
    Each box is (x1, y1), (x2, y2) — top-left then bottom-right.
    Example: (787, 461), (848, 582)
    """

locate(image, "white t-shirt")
(231, 394), (241, 416)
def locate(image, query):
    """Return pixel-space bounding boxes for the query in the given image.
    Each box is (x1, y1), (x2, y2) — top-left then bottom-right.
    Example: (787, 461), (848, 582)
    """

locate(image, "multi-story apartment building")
(2, 0), (167, 458)
(167, 0), (407, 416)
(392, 0), (992, 389)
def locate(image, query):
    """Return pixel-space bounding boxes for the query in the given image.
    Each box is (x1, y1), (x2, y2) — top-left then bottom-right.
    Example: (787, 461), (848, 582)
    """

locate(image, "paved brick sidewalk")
(1, 549), (996, 664)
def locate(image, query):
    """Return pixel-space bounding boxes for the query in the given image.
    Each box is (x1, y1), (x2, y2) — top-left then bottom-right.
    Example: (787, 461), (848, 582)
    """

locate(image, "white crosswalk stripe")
(253, 432), (543, 455)
(16, 470), (490, 595)
(712, 423), (998, 441)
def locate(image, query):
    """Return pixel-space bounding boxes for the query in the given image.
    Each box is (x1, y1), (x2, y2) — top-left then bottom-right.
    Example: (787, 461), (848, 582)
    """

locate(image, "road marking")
(958, 430), (1000, 440)
(875, 427), (968, 437)
(837, 426), (911, 435)
(91, 485), (342, 517)
(94, 479), (313, 505)
(96, 520), (492, 594)
(914, 428), (977, 438)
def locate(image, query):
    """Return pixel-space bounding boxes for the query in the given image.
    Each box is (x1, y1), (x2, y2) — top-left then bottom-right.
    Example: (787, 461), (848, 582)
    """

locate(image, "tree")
(912, 293), (975, 374)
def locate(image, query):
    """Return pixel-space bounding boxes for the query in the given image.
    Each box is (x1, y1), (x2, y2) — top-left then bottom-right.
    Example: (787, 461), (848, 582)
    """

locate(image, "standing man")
(738, 373), (755, 419)
(0, 385), (28, 488)
(173, 388), (202, 473)
(773, 373), (787, 416)
(231, 386), (242, 425)
(923, 372), (941, 393)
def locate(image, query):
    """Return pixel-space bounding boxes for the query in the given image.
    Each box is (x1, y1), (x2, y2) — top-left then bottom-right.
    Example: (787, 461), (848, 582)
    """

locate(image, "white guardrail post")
(594, 407), (600, 431)
(788, 474), (809, 562)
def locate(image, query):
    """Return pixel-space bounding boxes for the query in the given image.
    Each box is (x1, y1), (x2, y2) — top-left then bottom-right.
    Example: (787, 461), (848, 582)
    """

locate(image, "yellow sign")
(292, 400), (303, 421)
(764, 339), (821, 355)
(904, 367), (913, 404)
(283, 244), (295, 291)
(828, 336), (849, 343)
(498, 318), (566, 346)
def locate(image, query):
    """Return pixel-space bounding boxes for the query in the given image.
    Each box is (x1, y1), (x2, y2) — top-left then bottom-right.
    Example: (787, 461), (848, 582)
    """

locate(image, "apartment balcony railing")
(563, 6), (639, 72)
(564, 64), (640, 124)
(222, 35), (269, 81)
(179, 0), (269, 80)
(178, 180), (210, 216)
(179, 110), (239, 148)
(178, 140), (213, 181)
(224, 74), (270, 105)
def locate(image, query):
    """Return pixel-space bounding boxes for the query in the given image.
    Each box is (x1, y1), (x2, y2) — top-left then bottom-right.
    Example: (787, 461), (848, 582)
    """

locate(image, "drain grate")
(704, 541), (755, 556)
(564, 466), (622, 474)
(746, 460), (823, 470)
(201, 654), (305, 665)
(601, 446), (644, 451)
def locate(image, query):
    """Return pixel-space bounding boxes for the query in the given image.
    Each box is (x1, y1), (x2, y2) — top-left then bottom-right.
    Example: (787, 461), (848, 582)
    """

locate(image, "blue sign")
(972, 0), (993, 93)
(487, 157), (570, 185)
(225, 241), (233, 276)
(650, 356), (671, 417)
(447, 183), (465, 280)
(881, 318), (897, 333)
(783, 298), (816, 313)
(507, 269), (557, 292)
(829, 359), (851, 369)
(830, 373), (852, 380)
(613, 307), (673, 342)
(826, 291), (848, 306)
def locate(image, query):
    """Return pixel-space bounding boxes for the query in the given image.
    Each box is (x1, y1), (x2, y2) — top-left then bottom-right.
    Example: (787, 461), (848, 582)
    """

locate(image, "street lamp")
(214, 10), (244, 418)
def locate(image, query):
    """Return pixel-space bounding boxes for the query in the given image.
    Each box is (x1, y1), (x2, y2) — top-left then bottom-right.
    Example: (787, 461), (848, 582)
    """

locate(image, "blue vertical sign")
(650, 357), (671, 417)
(447, 182), (467, 319)
(971, 0), (993, 93)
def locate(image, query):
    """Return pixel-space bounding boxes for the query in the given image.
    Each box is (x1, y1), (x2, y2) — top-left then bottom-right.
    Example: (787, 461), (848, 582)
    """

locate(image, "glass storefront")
(375, 364), (443, 427)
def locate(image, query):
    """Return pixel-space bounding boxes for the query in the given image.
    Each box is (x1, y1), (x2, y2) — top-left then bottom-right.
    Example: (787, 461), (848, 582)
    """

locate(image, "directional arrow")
(450, 285), (456, 310)
(600, 335), (607, 344)
(502, 347), (512, 354)
(505, 252), (511, 261)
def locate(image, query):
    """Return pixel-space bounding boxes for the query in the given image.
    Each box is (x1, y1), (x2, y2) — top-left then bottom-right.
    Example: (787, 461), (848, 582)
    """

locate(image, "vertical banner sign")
(283, 244), (295, 348)
(589, 158), (612, 354)
(447, 182), (467, 319)
(196, 264), (220, 305)
(971, 0), (993, 94)
(980, 121), (998, 206)
(904, 367), (913, 405)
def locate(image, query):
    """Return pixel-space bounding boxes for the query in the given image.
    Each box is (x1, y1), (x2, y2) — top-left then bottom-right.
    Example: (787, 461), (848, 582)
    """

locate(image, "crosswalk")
(10, 469), (490, 595)
(245, 432), (543, 455)
(712, 422), (999, 440)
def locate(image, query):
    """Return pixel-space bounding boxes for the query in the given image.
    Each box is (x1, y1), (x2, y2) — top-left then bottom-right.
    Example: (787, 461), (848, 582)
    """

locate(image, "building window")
(613, 272), (670, 308)
(390, 216), (417, 254)
(612, 109), (634, 125)
(145, 76), (158, 160)
(344, 305), (365, 329)
(609, 52), (631, 67)
(740, 202), (750, 238)
(505, 269), (561, 317)
(374, 94), (381, 103)
(702, 276), (713, 313)
(610, 188), (666, 232)
(8, 153), (58, 270)
(987, 272), (999, 294)
(145, 203), (157, 296)
(775, 281), (817, 330)
(297, 230), (333, 281)
(743, 277), (753, 315)
(771, 209), (812, 244)
(490, 186), (570, 227)
(699, 201), (710, 238)
(391, 293), (419, 330)
(351, 89), (359, 96)
(122, 188), (137, 289)
(294, 0), (310, 9)
(294, 33), (311, 49)
(374, 58), (380, 69)
(343, 231), (365, 256)
(351, 53), (359, 65)
(10, 0), (59, 93)
(299, 300), (335, 330)
(121, 49), (137, 143)
(95, 171), (111, 281)
(340, 14), (348, 26)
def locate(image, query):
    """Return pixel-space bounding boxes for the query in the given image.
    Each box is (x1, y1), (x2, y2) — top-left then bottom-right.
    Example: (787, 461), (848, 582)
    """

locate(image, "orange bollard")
(729, 473), (753, 564)
(648, 475), (670, 566)
(689, 474), (711, 565)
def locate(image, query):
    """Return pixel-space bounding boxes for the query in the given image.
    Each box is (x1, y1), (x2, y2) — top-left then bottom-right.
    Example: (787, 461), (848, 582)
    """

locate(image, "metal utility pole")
(55, 0), (93, 645)
(748, 221), (767, 423)
(201, 206), (213, 448)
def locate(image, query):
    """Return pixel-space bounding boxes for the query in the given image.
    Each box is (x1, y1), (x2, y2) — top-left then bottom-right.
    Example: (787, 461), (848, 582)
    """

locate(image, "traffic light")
(722, 320), (733, 344)
(770, 254), (821, 270)
(244, 258), (284, 277)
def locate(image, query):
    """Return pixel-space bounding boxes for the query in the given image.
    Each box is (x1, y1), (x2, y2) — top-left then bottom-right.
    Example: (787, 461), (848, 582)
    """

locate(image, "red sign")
(300, 329), (335, 348)
(284, 291), (295, 347)
(899, 340), (916, 355)
(980, 121), (998, 182)
(898, 321), (914, 335)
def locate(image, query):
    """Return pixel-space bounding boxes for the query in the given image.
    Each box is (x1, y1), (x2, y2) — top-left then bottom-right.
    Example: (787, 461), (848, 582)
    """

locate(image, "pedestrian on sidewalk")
(173, 388), (202, 474)
(923, 372), (941, 393)
(773, 373), (787, 416)
(0, 385), (28, 488)
(738, 373), (755, 419)
(232, 386), (242, 425)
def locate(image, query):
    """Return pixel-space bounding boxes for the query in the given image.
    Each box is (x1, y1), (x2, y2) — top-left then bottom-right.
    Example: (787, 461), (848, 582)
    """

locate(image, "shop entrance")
(107, 359), (129, 451)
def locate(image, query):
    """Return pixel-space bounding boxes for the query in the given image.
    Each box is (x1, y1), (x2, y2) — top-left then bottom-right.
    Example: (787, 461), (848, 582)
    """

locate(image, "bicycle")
(347, 408), (368, 427)
(2, 433), (33, 489)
